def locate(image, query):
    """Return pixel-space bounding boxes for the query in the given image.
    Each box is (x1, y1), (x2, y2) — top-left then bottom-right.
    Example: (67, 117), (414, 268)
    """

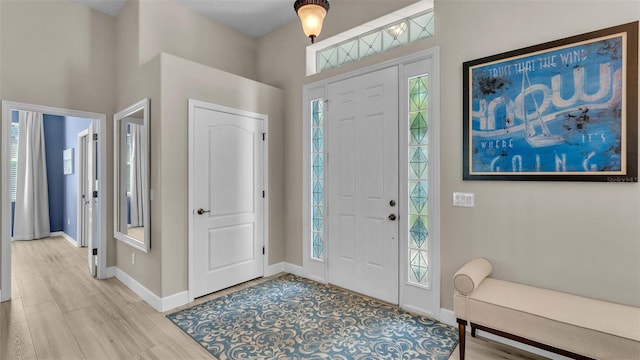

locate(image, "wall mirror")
(114, 98), (150, 252)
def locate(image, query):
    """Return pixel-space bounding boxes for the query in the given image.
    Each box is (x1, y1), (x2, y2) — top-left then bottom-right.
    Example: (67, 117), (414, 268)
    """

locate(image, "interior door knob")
(388, 214), (397, 221)
(197, 208), (211, 215)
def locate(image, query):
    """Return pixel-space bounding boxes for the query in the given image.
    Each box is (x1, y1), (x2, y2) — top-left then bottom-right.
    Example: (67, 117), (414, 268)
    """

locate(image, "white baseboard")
(114, 267), (188, 313)
(265, 261), (285, 277)
(440, 308), (570, 360)
(403, 303), (439, 320)
(162, 290), (190, 312)
(284, 263), (304, 277)
(51, 231), (78, 247)
(439, 308), (457, 327)
(105, 266), (116, 278)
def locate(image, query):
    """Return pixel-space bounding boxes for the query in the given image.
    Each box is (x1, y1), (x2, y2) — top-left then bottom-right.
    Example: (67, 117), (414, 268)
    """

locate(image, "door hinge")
(92, 248), (98, 256)
(262, 246), (265, 255)
(262, 133), (266, 141)
(262, 190), (265, 198)
(92, 133), (98, 141)
(93, 191), (98, 198)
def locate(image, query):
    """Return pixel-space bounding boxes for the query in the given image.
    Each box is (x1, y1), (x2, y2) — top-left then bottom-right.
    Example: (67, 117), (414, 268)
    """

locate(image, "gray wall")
(0, 0), (117, 284)
(139, 0), (257, 81)
(158, 54), (283, 296)
(257, 0), (640, 310)
(114, 1), (284, 297)
(1, 0), (638, 310)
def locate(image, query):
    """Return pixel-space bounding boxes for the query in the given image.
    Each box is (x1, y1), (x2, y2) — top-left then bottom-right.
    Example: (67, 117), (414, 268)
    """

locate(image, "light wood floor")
(1, 236), (547, 360)
(126, 227), (145, 242)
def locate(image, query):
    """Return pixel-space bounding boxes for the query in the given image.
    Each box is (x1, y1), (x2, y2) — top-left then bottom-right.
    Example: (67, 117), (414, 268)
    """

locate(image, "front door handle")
(197, 208), (211, 215)
(388, 214), (397, 221)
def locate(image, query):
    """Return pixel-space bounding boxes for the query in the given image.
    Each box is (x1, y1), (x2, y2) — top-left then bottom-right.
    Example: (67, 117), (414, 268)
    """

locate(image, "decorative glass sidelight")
(311, 99), (325, 260)
(408, 75), (430, 287)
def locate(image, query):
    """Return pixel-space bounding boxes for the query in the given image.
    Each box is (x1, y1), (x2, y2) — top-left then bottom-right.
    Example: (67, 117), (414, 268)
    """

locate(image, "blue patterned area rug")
(167, 274), (458, 359)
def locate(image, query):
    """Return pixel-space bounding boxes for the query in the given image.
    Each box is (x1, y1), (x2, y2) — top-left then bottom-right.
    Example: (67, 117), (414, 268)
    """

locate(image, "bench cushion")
(472, 278), (640, 342)
(455, 278), (640, 359)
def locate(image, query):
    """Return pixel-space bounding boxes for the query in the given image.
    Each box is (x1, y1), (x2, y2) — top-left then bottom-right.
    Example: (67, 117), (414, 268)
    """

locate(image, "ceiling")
(72, 0), (298, 38)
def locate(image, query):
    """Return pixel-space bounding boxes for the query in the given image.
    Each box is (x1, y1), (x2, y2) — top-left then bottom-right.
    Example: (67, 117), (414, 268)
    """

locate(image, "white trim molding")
(1, 101), (108, 302)
(114, 267), (188, 313)
(438, 308), (457, 327)
(111, 263), (312, 314)
(51, 231), (78, 247)
(187, 99), (269, 303)
(265, 261), (285, 277)
(284, 263), (305, 278)
(301, 48), (442, 315)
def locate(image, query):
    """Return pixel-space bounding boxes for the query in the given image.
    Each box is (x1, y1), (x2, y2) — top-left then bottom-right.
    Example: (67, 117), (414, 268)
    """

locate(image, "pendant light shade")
(294, 0), (330, 43)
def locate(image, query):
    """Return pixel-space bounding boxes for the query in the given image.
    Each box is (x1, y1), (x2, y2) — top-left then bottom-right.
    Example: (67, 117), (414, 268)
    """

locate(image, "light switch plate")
(453, 192), (475, 207)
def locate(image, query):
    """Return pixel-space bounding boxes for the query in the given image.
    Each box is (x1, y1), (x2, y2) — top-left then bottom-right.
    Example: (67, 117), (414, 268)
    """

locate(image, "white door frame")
(302, 47), (441, 317)
(1, 101), (108, 302)
(187, 99), (269, 302)
(77, 128), (90, 248)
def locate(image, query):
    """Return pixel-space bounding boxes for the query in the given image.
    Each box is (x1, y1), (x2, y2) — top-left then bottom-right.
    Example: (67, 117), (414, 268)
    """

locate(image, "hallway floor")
(1, 237), (545, 359)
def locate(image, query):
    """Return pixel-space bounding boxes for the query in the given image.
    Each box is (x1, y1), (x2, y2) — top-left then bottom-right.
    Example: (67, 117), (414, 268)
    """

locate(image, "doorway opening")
(1, 101), (108, 302)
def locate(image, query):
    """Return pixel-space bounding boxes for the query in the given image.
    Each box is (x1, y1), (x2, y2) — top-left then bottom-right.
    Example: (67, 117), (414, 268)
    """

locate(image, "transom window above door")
(305, 1), (434, 76)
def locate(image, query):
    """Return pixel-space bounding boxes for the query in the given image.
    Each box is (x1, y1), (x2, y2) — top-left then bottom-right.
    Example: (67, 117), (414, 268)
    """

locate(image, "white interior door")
(327, 67), (399, 304)
(78, 130), (88, 248)
(86, 121), (96, 276)
(192, 105), (264, 299)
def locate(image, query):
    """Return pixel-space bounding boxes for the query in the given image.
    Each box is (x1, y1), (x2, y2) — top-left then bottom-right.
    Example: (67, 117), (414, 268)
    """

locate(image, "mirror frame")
(113, 98), (150, 253)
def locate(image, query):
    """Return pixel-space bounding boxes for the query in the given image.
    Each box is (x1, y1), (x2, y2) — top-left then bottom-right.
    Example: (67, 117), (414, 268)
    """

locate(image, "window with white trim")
(306, 1), (435, 76)
(317, 11), (433, 73)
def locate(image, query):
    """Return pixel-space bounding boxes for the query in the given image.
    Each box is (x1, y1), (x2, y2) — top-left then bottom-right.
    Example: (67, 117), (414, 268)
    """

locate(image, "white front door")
(86, 121), (97, 276)
(191, 104), (265, 299)
(327, 67), (399, 304)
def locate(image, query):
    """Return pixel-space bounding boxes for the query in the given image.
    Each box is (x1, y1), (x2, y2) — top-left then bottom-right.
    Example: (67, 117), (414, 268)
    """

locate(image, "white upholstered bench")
(453, 258), (640, 360)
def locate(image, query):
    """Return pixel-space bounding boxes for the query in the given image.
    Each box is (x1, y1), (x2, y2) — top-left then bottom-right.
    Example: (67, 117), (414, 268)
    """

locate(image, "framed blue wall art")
(463, 22), (638, 182)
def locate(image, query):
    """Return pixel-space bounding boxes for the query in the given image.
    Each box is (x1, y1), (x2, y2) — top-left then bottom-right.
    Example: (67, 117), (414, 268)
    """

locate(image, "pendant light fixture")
(294, 0), (330, 44)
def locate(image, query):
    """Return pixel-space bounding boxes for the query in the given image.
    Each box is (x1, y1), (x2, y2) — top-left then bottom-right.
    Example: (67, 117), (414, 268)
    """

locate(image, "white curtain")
(13, 111), (51, 240)
(129, 124), (145, 227)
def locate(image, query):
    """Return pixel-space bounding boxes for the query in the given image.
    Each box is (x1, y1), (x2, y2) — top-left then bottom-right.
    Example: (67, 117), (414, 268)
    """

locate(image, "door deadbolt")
(388, 214), (397, 221)
(197, 208), (211, 215)
(389, 200), (396, 207)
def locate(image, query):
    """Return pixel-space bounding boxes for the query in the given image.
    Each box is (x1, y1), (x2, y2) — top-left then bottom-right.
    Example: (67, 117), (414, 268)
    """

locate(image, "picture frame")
(63, 148), (74, 175)
(463, 22), (638, 182)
